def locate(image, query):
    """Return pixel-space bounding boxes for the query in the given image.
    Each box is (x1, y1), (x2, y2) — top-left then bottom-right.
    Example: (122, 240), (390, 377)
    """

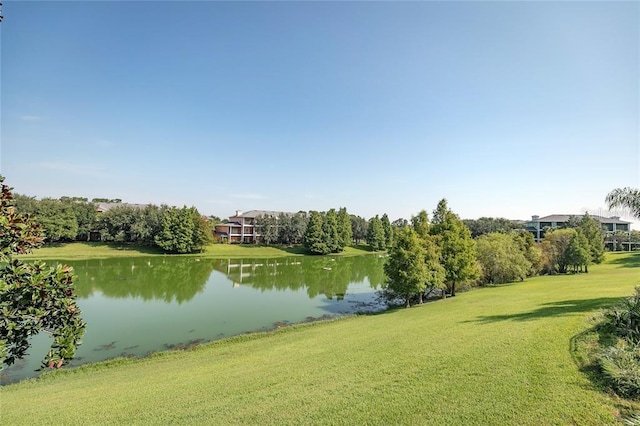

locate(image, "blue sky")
(1, 1), (638, 225)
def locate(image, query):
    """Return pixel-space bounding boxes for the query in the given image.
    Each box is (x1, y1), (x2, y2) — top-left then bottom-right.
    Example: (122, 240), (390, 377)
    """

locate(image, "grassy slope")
(17, 242), (374, 260)
(2, 252), (639, 425)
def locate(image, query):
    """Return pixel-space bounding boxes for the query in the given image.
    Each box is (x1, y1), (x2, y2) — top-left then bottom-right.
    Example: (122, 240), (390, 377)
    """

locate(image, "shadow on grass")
(469, 297), (623, 324)
(608, 251), (640, 268)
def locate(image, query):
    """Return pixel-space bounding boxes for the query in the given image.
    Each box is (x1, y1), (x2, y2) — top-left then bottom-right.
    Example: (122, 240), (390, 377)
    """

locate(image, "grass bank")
(2, 252), (639, 425)
(17, 242), (375, 260)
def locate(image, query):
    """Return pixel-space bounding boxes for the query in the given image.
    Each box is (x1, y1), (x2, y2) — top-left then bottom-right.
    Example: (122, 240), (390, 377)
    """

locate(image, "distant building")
(525, 214), (634, 250)
(214, 210), (297, 244)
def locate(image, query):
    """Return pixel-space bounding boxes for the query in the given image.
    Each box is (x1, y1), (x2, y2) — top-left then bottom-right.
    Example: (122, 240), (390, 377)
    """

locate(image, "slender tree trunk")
(418, 292), (423, 304)
(451, 281), (456, 297)
(405, 295), (411, 308)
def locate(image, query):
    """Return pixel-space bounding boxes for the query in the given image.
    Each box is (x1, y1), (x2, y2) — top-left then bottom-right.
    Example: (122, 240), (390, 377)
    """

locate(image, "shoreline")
(17, 241), (378, 261)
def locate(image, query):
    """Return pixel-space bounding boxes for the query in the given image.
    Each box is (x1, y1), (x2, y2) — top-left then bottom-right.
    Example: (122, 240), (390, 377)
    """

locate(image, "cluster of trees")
(476, 231), (540, 284)
(13, 196), (212, 254)
(304, 208), (353, 254)
(384, 202), (616, 307)
(384, 199), (479, 307)
(539, 214), (605, 274)
(254, 210), (401, 255)
(474, 213), (605, 283)
(254, 212), (308, 245)
(14, 195), (98, 243)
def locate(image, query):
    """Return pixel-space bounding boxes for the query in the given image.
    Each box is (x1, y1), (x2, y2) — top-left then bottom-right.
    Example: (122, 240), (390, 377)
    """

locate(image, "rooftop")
(533, 214), (631, 225)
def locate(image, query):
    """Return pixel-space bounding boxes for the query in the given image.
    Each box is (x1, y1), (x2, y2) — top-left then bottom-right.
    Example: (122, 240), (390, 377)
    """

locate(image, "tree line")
(13, 195), (212, 254)
(384, 201), (610, 307)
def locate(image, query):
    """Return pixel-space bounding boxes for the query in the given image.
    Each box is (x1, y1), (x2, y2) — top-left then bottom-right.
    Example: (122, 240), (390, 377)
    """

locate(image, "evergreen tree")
(383, 228), (429, 307)
(420, 233), (447, 300)
(304, 211), (329, 254)
(381, 213), (394, 248)
(337, 207), (353, 248)
(430, 199), (479, 296)
(323, 209), (341, 253)
(367, 215), (386, 251)
(411, 210), (430, 240)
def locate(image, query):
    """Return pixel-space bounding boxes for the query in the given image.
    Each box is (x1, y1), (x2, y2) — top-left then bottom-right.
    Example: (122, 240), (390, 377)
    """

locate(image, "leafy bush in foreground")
(599, 340), (640, 399)
(602, 287), (640, 344)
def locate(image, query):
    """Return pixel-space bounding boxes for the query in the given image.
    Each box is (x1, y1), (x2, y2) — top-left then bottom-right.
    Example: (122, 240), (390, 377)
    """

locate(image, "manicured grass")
(18, 242), (375, 260)
(2, 252), (639, 425)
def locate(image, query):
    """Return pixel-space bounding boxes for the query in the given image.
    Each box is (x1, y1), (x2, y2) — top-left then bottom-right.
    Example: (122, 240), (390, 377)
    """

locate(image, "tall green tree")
(290, 212), (308, 244)
(154, 206), (208, 254)
(419, 234), (447, 300)
(606, 187), (640, 218)
(411, 210), (430, 240)
(129, 204), (167, 245)
(323, 209), (342, 253)
(304, 211), (329, 255)
(276, 213), (293, 245)
(430, 199), (479, 296)
(564, 229), (590, 273)
(256, 214), (279, 245)
(579, 213), (605, 264)
(0, 177), (86, 369)
(383, 228), (429, 308)
(97, 205), (138, 243)
(337, 207), (353, 249)
(381, 213), (394, 248)
(350, 215), (368, 245)
(542, 228), (578, 274)
(57, 199), (97, 241)
(367, 215), (386, 251)
(512, 230), (542, 276)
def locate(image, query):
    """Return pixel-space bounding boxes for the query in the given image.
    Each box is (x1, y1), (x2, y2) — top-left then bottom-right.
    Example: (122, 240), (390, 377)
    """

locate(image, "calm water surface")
(1, 255), (386, 384)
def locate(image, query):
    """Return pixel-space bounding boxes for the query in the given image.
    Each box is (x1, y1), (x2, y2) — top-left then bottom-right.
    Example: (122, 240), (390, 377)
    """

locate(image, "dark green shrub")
(602, 287), (640, 343)
(599, 340), (640, 399)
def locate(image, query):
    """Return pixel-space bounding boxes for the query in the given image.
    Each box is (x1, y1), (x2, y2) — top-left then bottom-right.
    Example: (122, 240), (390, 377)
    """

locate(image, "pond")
(1, 254), (387, 384)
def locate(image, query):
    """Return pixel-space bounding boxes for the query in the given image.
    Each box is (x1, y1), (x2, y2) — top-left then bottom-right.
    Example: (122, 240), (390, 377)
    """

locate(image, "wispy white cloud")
(30, 162), (114, 179)
(18, 115), (42, 121)
(232, 193), (267, 200)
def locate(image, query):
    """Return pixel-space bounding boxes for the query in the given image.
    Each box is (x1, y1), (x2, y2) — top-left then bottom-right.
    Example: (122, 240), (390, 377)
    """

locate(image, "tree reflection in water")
(71, 257), (215, 303)
(211, 255), (385, 300)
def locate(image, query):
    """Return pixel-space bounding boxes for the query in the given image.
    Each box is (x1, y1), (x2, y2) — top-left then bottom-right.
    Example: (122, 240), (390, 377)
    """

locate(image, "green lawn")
(2, 252), (639, 425)
(17, 241), (374, 260)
